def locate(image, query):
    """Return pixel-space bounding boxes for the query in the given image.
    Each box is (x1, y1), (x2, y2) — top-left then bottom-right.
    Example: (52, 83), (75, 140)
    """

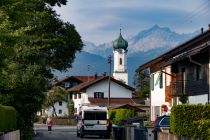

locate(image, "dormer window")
(63, 82), (70, 88)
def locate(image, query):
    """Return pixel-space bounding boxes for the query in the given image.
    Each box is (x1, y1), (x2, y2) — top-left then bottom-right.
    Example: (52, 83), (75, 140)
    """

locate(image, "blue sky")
(54, 0), (210, 45)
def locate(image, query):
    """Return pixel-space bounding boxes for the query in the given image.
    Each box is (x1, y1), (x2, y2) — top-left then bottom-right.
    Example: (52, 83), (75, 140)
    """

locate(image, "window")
(74, 94), (77, 99)
(64, 82), (70, 88)
(62, 82), (70, 88)
(160, 117), (170, 126)
(59, 109), (62, 114)
(94, 92), (104, 98)
(159, 72), (163, 88)
(59, 101), (62, 106)
(84, 111), (106, 120)
(150, 74), (154, 90)
(78, 94), (81, 99)
(195, 65), (202, 80)
(119, 58), (122, 65)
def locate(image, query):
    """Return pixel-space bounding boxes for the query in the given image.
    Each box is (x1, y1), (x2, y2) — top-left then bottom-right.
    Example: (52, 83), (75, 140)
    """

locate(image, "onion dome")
(113, 29), (128, 51)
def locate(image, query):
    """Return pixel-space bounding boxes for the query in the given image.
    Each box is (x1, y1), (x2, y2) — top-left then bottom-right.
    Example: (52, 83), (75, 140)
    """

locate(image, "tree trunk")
(52, 106), (57, 117)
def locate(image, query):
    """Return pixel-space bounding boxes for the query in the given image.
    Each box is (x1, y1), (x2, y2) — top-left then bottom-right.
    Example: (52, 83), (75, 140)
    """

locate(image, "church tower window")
(119, 58), (122, 65)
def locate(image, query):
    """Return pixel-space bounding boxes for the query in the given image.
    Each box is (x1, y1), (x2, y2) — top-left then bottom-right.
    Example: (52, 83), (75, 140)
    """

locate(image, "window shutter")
(150, 74), (154, 90)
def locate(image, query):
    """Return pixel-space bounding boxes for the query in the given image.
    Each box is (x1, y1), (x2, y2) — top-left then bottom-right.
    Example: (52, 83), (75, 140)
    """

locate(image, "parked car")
(153, 115), (170, 131)
(76, 105), (111, 138)
(152, 115), (170, 140)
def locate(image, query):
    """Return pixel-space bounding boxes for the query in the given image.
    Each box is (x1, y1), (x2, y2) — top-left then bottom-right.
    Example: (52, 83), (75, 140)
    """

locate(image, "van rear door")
(84, 111), (107, 130)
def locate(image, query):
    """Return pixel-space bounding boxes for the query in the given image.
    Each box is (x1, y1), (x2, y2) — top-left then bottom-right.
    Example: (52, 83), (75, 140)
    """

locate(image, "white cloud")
(54, 0), (210, 44)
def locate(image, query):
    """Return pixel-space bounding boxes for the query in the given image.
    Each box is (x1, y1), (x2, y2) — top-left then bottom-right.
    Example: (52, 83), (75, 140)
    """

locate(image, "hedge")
(109, 109), (136, 125)
(0, 104), (17, 132)
(170, 104), (210, 140)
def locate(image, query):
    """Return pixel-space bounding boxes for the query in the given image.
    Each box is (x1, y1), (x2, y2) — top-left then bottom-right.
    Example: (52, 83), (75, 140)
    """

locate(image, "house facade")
(45, 101), (68, 117)
(137, 25), (210, 121)
(68, 76), (135, 114)
(44, 76), (98, 117)
(164, 30), (210, 105)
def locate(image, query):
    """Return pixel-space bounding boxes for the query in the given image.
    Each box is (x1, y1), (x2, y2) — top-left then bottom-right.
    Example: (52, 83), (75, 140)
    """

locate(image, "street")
(33, 124), (112, 140)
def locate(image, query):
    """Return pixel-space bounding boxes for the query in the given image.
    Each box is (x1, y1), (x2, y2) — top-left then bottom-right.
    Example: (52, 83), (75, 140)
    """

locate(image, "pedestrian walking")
(46, 116), (53, 131)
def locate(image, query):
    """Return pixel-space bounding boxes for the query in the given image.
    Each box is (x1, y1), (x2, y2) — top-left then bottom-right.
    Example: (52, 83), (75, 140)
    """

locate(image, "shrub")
(0, 104), (17, 132)
(194, 119), (210, 140)
(109, 109), (136, 125)
(170, 105), (210, 140)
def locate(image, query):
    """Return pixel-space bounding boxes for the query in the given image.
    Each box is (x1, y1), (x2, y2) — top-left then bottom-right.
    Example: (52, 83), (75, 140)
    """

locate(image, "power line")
(183, 0), (210, 23)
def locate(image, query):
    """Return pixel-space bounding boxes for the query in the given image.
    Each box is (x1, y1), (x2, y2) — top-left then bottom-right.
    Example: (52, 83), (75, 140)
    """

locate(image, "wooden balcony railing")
(169, 80), (207, 97)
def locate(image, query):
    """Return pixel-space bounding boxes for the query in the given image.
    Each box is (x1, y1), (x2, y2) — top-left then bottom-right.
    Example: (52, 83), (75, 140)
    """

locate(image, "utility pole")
(87, 65), (90, 82)
(108, 55), (112, 107)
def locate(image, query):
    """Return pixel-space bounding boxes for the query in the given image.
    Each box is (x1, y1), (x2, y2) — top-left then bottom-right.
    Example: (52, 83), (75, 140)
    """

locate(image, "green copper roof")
(113, 29), (128, 50)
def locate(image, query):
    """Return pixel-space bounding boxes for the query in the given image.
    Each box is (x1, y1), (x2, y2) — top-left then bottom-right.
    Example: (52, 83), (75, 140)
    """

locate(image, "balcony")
(169, 80), (207, 97)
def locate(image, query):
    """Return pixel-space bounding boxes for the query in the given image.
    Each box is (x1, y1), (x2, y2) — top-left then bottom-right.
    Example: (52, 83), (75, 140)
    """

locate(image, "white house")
(45, 101), (69, 117)
(68, 76), (135, 114)
(149, 67), (171, 121)
(137, 26), (210, 121)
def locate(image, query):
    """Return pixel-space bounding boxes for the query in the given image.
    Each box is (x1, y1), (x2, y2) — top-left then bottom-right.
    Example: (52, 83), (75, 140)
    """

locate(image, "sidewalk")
(34, 123), (76, 131)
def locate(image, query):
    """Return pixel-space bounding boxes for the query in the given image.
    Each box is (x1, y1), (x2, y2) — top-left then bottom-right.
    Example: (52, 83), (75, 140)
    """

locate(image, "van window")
(160, 117), (170, 126)
(84, 111), (106, 120)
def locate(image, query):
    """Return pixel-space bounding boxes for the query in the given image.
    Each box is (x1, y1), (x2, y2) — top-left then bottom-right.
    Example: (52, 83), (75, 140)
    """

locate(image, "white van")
(76, 105), (111, 138)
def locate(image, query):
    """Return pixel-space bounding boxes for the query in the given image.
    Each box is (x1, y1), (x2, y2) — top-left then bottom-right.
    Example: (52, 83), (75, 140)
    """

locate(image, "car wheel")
(80, 129), (84, 138)
(76, 129), (79, 137)
(105, 133), (110, 138)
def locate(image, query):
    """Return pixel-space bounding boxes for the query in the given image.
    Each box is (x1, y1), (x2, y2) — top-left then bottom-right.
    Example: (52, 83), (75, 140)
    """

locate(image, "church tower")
(113, 29), (128, 84)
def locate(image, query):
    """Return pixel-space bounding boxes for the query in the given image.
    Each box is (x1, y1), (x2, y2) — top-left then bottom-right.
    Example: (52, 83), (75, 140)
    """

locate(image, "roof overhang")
(161, 41), (210, 67)
(136, 30), (210, 72)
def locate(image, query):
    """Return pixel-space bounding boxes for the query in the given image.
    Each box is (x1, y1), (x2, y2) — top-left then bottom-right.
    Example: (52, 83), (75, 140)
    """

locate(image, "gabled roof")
(89, 98), (137, 105)
(137, 29), (210, 72)
(54, 76), (83, 86)
(54, 76), (104, 86)
(109, 104), (146, 112)
(67, 76), (135, 92)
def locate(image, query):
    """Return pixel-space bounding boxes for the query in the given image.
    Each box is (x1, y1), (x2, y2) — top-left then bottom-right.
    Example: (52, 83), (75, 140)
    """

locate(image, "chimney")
(201, 27), (204, 34)
(103, 72), (107, 76)
(94, 72), (98, 79)
(208, 24), (210, 30)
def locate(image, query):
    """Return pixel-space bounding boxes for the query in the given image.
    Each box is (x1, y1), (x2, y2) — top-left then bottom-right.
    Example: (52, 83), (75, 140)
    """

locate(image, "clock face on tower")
(119, 49), (122, 54)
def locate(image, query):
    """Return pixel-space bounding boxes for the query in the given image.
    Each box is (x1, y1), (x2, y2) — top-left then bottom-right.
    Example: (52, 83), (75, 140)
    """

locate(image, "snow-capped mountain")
(54, 25), (199, 86)
(83, 25), (198, 57)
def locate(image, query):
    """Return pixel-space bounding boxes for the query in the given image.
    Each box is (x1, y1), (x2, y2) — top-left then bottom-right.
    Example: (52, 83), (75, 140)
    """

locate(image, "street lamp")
(107, 55), (112, 107)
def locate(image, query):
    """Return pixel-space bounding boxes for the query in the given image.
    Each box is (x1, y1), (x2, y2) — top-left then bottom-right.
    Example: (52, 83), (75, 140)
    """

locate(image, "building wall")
(113, 50), (127, 72)
(150, 70), (170, 121)
(151, 71), (166, 106)
(188, 94), (208, 104)
(73, 93), (90, 114)
(86, 79), (132, 98)
(113, 72), (128, 85)
(45, 101), (68, 117)
(209, 49), (210, 104)
(113, 50), (128, 84)
(73, 79), (133, 114)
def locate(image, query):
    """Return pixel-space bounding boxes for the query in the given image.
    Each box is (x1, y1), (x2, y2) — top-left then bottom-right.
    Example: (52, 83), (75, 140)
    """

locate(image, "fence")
(0, 130), (20, 140)
(158, 131), (202, 140)
(112, 125), (147, 140)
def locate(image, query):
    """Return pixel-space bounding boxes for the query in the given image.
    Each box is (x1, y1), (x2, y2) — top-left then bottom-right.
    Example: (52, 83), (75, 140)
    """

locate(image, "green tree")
(0, 0), (83, 139)
(43, 86), (68, 117)
(133, 69), (150, 97)
(109, 109), (136, 125)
